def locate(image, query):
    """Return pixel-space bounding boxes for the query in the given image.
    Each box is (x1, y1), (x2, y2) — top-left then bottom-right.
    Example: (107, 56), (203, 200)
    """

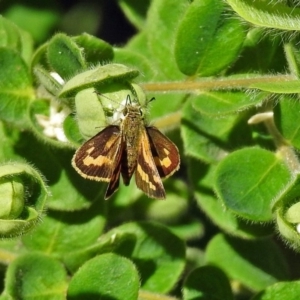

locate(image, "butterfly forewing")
(135, 128), (166, 199)
(72, 125), (122, 181)
(146, 127), (180, 178)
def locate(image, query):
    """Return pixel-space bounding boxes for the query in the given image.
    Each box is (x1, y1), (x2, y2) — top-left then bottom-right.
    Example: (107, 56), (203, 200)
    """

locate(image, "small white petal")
(35, 99), (70, 142)
(54, 128), (68, 142)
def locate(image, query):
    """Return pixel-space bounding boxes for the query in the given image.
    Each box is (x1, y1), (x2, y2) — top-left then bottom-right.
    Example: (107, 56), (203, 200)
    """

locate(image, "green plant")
(1, 0), (300, 299)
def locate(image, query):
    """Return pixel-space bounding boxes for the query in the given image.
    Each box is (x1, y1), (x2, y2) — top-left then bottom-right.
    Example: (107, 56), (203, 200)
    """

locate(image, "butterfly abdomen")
(120, 106), (144, 185)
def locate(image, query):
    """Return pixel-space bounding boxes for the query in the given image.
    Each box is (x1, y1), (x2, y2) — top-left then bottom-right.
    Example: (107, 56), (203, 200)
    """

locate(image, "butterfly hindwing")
(72, 125), (122, 182)
(135, 128), (166, 199)
(146, 126), (180, 178)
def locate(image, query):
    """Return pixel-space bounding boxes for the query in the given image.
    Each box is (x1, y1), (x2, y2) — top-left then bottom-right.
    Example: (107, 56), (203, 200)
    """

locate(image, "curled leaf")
(0, 162), (49, 237)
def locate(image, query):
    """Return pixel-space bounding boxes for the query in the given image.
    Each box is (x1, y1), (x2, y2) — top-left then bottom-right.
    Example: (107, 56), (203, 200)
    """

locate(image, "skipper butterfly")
(72, 95), (180, 199)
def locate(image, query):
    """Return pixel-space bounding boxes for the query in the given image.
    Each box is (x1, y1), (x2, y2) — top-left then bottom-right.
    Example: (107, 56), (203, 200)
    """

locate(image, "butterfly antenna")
(146, 97), (155, 106)
(126, 94), (132, 105)
(94, 90), (127, 108)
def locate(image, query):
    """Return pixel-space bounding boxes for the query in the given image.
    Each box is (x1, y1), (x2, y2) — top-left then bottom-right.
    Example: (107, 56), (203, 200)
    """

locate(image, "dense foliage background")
(1, 0), (300, 299)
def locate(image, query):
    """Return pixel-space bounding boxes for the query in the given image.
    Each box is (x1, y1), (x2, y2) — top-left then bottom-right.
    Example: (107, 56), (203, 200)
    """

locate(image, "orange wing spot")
(160, 156), (171, 168)
(83, 155), (112, 166)
(153, 174), (161, 183)
(105, 135), (119, 148)
(86, 147), (95, 154)
(137, 164), (156, 191)
(163, 148), (170, 155)
(153, 154), (171, 168)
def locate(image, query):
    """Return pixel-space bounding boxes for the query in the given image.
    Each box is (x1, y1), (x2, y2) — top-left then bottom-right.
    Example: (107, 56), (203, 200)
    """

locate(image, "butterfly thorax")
(120, 104), (145, 183)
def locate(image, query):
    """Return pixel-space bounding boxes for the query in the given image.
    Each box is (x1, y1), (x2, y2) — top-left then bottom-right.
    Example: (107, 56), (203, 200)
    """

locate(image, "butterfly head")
(94, 91), (154, 125)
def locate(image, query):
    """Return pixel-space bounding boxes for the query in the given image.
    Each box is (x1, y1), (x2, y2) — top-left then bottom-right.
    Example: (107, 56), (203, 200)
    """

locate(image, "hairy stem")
(142, 75), (294, 93)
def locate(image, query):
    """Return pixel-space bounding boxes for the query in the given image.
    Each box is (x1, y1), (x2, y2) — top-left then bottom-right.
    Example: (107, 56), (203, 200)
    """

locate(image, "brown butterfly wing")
(72, 125), (122, 182)
(135, 128), (166, 199)
(146, 126), (180, 178)
(104, 149), (123, 199)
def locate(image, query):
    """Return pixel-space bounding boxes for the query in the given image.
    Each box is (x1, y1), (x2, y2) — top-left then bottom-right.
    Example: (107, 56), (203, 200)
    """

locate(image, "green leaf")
(214, 147), (292, 221)
(169, 220), (204, 241)
(126, 32), (154, 62)
(206, 234), (290, 291)
(182, 100), (225, 163)
(189, 159), (274, 238)
(285, 202), (300, 224)
(147, 0), (189, 80)
(276, 204), (300, 250)
(196, 188), (274, 237)
(274, 96), (300, 149)
(0, 239), (21, 264)
(0, 16), (23, 51)
(132, 179), (189, 224)
(64, 222), (185, 293)
(13, 132), (104, 211)
(0, 162), (49, 237)
(274, 175), (300, 248)
(117, 0), (150, 30)
(0, 122), (21, 161)
(73, 33), (114, 64)
(47, 33), (86, 79)
(33, 66), (62, 96)
(45, 148), (106, 211)
(73, 85), (146, 140)
(183, 266), (233, 300)
(175, 0), (245, 76)
(0, 48), (34, 128)
(252, 281), (300, 300)
(0, 177), (24, 219)
(149, 94), (184, 121)
(63, 113), (82, 147)
(192, 91), (266, 116)
(226, 0), (300, 31)
(68, 253), (140, 300)
(59, 64), (139, 98)
(181, 100), (252, 163)
(113, 48), (155, 81)
(31, 41), (49, 71)
(4, 4), (60, 43)
(230, 29), (285, 73)
(73, 88), (108, 140)
(22, 200), (106, 255)
(0, 16), (34, 64)
(3, 253), (67, 300)
(103, 222), (185, 293)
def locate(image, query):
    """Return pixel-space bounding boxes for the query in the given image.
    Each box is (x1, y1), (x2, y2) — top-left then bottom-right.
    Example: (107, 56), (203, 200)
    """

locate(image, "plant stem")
(263, 114), (300, 173)
(141, 75), (294, 92)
